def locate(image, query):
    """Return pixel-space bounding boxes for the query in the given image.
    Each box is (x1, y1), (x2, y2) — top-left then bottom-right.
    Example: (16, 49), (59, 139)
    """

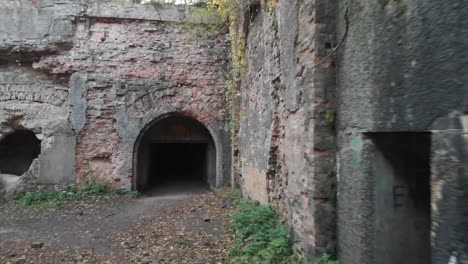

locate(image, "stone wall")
(0, 0), (231, 189)
(233, 0), (337, 259)
(0, 62), (74, 183)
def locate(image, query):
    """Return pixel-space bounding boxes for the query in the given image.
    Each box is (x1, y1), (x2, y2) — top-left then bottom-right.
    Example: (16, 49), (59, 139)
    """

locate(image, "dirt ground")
(0, 188), (237, 264)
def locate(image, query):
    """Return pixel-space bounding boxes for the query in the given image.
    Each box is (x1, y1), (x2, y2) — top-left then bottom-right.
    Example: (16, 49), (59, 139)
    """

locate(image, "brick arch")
(132, 111), (229, 192)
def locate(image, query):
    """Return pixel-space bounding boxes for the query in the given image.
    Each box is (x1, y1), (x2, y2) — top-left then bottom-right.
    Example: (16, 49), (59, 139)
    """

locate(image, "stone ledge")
(84, 2), (222, 25)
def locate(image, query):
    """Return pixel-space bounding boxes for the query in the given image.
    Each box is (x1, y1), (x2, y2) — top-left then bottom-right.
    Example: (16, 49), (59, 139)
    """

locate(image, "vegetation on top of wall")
(15, 183), (140, 207)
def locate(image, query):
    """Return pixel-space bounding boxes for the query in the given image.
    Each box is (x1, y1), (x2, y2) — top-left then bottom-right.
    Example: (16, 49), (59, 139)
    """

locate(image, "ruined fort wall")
(235, 0), (467, 262)
(234, 0), (337, 259)
(0, 0), (231, 188)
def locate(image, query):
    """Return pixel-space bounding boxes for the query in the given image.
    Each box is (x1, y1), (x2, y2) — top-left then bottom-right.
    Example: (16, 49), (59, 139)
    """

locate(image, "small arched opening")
(0, 130), (41, 175)
(134, 114), (216, 195)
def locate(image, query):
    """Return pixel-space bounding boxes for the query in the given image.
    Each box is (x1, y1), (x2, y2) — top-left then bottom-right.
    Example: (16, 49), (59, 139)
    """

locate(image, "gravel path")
(0, 188), (236, 264)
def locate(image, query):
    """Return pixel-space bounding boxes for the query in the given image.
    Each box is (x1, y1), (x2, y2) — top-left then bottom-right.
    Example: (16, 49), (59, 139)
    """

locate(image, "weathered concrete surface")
(335, 0), (467, 262)
(39, 134), (76, 184)
(0, 0), (221, 60)
(0, 174), (23, 199)
(69, 74), (87, 134)
(0, 63), (73, 188)
(0, 0), (81, 60)
(430, 115), (468, 264)
(336, 0), (467, 132)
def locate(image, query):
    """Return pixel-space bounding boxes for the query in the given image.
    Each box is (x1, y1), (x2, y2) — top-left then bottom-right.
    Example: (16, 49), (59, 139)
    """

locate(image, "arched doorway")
(0, 130), (41, 175)
(134, 114), (216, 194)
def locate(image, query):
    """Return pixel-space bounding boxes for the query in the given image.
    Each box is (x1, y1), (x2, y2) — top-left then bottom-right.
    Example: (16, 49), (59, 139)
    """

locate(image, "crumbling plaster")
(0, 0), (231, 189)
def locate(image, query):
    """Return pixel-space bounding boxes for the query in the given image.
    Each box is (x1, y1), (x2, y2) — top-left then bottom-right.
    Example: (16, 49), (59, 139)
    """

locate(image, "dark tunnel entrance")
(135, 115), (216, 195)
(149, 143), (208, 186)
(0, 130), (41, 175)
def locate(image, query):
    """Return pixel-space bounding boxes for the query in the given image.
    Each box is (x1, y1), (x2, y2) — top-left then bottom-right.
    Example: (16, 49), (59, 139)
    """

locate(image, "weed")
(15, 183), (139, 207)
(227, 192), (294, 263)
(127, 190), (141, 198)
(307, 253), (340, 264)
(325, 108), (335, 124)
(113, 188), (141, 198)
(223, 188), (243, 206)
(147, 0), (172, 8)
(225, 189), (339, 264)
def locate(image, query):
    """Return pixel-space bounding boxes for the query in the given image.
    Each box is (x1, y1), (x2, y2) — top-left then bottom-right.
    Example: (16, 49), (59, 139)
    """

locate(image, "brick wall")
(234, 0), (337, 259)
(0, 1), (231, 188)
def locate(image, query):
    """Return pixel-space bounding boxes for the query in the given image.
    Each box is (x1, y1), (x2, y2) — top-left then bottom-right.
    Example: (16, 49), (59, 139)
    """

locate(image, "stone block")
(39, 134), (76, 184)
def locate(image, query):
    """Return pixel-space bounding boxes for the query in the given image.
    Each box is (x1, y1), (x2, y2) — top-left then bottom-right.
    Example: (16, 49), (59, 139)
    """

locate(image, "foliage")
(227, 191), (294, 264)
(306, 254), (341, 264)
(262, 0), (278, 13)
(325, 108), (335, 124)
(15, 183), (140, 207)
(223, 187), (243, 206)
(224, 189), (339, 264)
(148, 0), (169, 7)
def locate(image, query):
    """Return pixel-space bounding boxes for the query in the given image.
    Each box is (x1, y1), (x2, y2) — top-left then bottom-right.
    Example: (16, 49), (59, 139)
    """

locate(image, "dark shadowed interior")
(148, 143), (207, 185)
(370, 132), (431, 264)
(135, 115), (216, 195)
(0, 130), (41, 175)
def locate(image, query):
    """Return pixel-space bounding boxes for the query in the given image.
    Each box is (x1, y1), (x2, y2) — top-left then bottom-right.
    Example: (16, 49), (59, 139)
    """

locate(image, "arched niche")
(133, 113), (217, 194)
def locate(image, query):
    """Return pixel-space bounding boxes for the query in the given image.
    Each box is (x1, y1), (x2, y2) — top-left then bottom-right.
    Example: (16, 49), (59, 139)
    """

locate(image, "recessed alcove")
(134, 115), (216, 195)
(0, 130), (41, 176)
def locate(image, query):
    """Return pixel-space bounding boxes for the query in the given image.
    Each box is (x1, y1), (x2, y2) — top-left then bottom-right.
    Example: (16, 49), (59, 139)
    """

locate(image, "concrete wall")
(0, 0), (230, 189)
(431, 115), (468, 264)
(335, 0), (467, 263)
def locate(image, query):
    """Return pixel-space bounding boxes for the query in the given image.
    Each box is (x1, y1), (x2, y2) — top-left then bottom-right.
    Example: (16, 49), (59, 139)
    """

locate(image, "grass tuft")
(224, 188), (340, 264)
(15, 183), (140, 207)
(225, 189), (294, 263)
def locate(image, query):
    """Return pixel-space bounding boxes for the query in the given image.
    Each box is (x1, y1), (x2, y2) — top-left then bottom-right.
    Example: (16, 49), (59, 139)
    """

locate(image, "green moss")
(377, 0), (407, 17)
(377, 0), (390, 10)
(306, 254), (341, 264)
(395, 4), (407, 18)
(325, 108), (335, 124)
